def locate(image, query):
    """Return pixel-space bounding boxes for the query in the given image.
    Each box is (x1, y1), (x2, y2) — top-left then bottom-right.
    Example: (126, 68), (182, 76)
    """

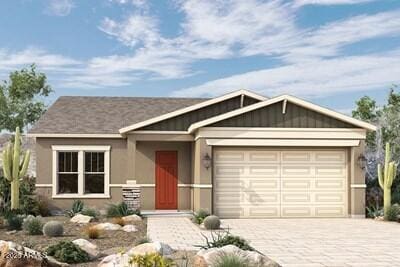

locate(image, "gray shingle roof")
(29, 96), (207, 134)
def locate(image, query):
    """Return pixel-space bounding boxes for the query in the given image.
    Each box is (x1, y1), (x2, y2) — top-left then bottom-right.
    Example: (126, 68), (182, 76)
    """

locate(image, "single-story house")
(28, 89), (376, 218)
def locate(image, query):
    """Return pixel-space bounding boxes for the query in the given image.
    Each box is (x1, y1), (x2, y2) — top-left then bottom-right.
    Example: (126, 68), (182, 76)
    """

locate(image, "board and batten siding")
(210, 101), (354, 128)
(139, 95), (260, 131)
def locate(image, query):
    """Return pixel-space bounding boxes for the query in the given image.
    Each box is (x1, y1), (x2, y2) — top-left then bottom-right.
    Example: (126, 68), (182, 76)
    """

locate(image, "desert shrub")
(214, 253), (249, 267)
(198, 230), (253, 251)
(129, 253), (173, 267)
(66, 200), (84, 217)
(80, 207), (99, 219)
(192, 209), (210, 224)
(203, 215), (221, 230)
(22, 215), (43, 235)
(84, 225), (101, 239)
(366, 205), (383, 218)
(37, 195), (50, 217)
(0, 176), (40, 216)
(112, 217), (125, 226)
(6, 214), (24, 231)
(106, 202), (138, 217)
(43, 221), (64, 237)
(385, 204), (400, 221)
(46, 241), (89, 264)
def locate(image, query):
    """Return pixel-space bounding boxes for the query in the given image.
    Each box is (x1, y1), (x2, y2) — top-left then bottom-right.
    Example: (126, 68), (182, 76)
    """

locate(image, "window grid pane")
(84, 152), (105, 194)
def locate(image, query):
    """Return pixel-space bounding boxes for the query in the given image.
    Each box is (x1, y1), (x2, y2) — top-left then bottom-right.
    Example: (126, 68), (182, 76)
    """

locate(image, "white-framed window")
(52, 146), (110, 198)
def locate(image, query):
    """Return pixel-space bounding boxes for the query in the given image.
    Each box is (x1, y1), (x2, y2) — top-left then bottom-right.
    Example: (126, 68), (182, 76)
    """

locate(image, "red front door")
(155, 151), (178, 209)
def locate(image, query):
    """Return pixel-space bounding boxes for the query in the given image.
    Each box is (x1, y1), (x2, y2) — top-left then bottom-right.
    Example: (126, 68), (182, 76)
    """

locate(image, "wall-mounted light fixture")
(202, 153), (212, 170)
(357, 154), (367, 169)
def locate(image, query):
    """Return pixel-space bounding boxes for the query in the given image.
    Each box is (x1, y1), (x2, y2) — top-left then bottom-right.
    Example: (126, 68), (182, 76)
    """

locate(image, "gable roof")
(119, 89), (267, 134)
(188, 95), (377, 132)
(29, 96), (207, 135)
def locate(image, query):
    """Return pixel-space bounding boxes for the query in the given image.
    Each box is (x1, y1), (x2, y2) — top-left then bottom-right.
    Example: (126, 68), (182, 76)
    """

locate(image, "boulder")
(94, 223), (122, 231)
(193, 245), (280, 267)
(98, 253), (129, 267)
(127, 242), (174, 256)
(72, 239), (100, 260)
(98, 242), (174, 267)
(70, 214), (93, 224)
(122, 214), (142, 223)
(0, 240), (68, 267)
(122, 224), (137, 232)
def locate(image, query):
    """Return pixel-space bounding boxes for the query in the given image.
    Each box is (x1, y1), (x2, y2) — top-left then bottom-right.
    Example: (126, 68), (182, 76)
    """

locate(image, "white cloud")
(294, 0), (374, 7)
(45, 0), (74, 16)
(172, 50), (400, 98)
(0, 48), (81, 71)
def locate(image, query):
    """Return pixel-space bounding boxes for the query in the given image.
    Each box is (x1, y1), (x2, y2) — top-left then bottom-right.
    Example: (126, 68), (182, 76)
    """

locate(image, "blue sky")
(0, 0), (399, 113)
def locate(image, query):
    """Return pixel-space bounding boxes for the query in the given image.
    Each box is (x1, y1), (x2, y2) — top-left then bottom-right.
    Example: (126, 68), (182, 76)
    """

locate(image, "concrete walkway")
(147, 217), (400, 267)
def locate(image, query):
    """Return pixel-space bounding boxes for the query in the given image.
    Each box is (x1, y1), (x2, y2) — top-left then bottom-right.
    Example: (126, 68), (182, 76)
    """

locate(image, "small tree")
(2, 127), (30, 210)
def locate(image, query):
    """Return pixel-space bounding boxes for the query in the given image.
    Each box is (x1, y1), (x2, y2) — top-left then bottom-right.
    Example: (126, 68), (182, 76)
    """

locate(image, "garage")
(213, 147), (348, 218)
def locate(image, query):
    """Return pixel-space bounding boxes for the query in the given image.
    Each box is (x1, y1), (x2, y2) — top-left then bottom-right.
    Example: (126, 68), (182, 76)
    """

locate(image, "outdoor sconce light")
(357, 154), (367, 169)
(202, 153), (212, 170)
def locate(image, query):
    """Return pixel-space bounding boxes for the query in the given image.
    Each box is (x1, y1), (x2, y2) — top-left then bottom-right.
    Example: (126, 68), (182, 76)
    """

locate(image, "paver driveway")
(148, 217), (400, 267)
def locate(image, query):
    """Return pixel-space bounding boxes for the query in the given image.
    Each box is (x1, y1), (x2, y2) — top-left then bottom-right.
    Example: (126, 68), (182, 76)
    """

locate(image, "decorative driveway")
(147, 217), (400, 267)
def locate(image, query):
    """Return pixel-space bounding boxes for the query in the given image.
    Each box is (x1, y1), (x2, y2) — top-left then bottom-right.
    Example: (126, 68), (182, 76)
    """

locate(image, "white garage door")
(213, 148), (348, 218)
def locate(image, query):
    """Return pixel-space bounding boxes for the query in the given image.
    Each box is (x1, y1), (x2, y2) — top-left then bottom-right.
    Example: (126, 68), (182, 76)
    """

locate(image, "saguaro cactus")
(2, 127), (31, 210)
(378, 142), (398, 217)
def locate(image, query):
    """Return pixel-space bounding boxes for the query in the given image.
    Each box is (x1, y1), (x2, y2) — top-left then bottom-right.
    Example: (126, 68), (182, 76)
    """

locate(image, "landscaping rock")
(122, 224), (137, 232)
(95, 222), (122, 231)
(0, 240), (68, 267)
(72, 239), (101, 260)
(193, 245), (280, 267)
(122, 214), (142, 223)
(70, 214), (93, 224)
(128, 241), (174, 256)
(98, 242), (174, 267)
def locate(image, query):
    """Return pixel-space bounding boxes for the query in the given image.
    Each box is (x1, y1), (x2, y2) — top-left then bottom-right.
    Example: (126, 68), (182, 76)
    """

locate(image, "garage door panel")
(315, 165), (346, 176)
(315, 206), (345, 217)
(249, 151), (280, 163)
(249, 165), (280, 176)
(214, 148), (347, 218)
(315, 151), (346, 163)
(282, 151), (312, 162)
(282, 179), (311, 190)
(214, 151), (245, 162)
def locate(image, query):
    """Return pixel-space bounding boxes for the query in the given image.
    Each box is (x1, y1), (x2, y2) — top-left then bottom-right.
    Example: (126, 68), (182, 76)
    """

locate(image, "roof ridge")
(58, 95), (209, 100)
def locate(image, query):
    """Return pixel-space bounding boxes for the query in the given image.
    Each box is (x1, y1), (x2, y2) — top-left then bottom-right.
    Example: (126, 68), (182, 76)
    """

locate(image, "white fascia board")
(205, 139), (360, 147)
(28, 133), (123, 138)
(188, 95), (377, 132)
(118, 89), (267, 134)
(196, 127), (367, 140)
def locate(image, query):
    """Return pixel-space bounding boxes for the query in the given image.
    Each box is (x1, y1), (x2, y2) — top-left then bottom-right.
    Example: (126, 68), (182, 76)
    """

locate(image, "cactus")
(378, 142), (398, 218)
(203, 215), (221, 230)
(2, 127), (31, 210)
(43, 221), (64, 237)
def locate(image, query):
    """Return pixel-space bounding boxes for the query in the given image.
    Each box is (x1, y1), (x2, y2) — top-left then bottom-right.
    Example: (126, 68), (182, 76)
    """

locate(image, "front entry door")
(155, 151), (178, 209)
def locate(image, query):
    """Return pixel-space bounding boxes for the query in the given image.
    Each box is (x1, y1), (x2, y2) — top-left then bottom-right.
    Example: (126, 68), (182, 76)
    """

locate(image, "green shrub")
(46, 241), (89, 264)
(385, 204), (400, 221)
(198, 230), (254, 251)
(22, 215), (43, 235)
(203, 215), (221, 230)
(43, 221), (64, 237)
(192, 209), (210, 224)
(366, 205), (383, 218)
(80, 207), (99, 218)
(214, 253), (249, 267)
(0, 176), (40, 216)
(106, 202), (137, 217)
(6, 214), (24, 231)
(129, 253), (173, 267)
(66, 200), (84, 217)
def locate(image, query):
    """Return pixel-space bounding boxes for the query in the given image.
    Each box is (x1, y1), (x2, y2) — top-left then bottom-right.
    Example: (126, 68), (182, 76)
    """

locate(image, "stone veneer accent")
(122, 186), (141, 210)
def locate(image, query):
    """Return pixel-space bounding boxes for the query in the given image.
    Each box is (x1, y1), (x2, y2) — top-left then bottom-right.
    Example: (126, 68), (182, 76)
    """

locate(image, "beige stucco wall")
(135, 141), (193, 210)
(349, 141), (366, 217)
(36, 138), (128, 185)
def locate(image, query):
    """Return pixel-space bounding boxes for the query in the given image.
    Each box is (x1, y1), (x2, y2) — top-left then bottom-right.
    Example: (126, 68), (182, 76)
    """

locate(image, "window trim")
(52, 145), (110, 198)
